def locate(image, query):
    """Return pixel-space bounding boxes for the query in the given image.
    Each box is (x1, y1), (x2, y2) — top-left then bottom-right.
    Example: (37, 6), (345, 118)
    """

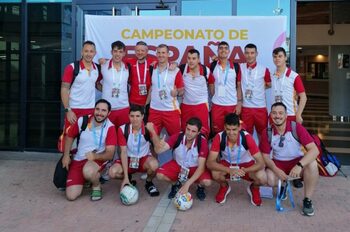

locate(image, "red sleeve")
(62, 64), (74, 83)
(66, 121), (79, 138)
(105, 126), (117, 146)
(296, 123), (314, 146)
(236, 66), (242, 82)
(210, 134), (221, 152)
(208, 71), (215, 84)
(264, 68), (271, 83)
(294, 75), (305, 93)
(147, 56), (158, 64)
(259, 128), (272, 154)
(117, 127), (127, 146)
(166, 132), (181, 149)
(174, 71), (184, 88)
(245, 134), (259, 155)
(198, 137), (209, 158)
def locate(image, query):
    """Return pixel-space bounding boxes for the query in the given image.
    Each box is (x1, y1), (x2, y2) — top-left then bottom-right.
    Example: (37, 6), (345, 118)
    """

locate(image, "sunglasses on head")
(279, 135), (285, 147)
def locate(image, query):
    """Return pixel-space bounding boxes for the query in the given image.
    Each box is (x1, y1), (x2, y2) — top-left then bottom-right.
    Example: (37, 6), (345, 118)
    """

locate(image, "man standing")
(180, 49), (211, 138)
(207, 113), (265, 206)
(108, 105), (160, 197)
(271, 47), (307, 123)
(240, 43), (271, 138)
(148, 44), (184, 136)
(147, 117), (212, 201)
(209, 41), (243, 135)
(97, 41), (130, 128)
(62, 99), (117, 201)
(259, 102), (319, 216)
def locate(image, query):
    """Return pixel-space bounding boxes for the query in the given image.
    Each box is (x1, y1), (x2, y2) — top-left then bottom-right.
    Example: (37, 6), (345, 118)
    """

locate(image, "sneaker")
(90, 188), (102, 201)
(293, 179), (303, 188)
(215, 184), (231, 204)
(247, 184), (262, 206)
(196, 185), (206, 201)
(302, 198), (315, 216)
(279, 186), (288, 201)
(145, 181), (160, 197)
(168, 181), (182, 199)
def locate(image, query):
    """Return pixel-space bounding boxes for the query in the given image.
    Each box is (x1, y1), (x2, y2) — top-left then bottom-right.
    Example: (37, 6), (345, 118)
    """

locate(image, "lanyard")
(131, 127), (142, 157)
(181, 135), (196, 167)
(112, 63), (124, 88)
(244, 66), (258, 89)
(273, 69), (287, 95)
(216, 62), (230, 85)
(226, 133), (242, 165)
(136, 60), (147, 84)
(157, 64), (169, 89)
(276, 179), (295, 212)
(92, 120), (106, 150)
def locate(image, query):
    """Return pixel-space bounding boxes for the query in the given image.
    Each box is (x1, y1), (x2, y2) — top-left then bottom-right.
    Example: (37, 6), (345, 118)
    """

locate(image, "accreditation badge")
(178, 166), (190, 183)
(229, 165), (240, 181)
(158, 89), (167, 100)
(129, 157), (140, 169)
(245, 89), (253, 100)
(275, 95), (283, 103)
(111, 88), (120, 98)
(138, 84), (147, 96)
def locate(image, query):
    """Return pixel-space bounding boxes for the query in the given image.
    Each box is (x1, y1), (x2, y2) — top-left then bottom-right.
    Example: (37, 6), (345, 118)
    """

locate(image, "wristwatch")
(296, 162), (304, 169)
(64, 107), (71, 113)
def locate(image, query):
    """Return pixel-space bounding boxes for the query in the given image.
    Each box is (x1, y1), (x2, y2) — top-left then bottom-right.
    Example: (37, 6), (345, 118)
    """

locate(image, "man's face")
(81, 44), (96, 63)
(185, 124), (200, 142)
(271, 105), (287, 126)
(135, 45), (148, 61)
(273, 51), (287, 67)
(244, 47), (258, 64)
(224, 124), (240, 142)
(111, 47), (125, 64)
(94, 103), (110, 123)
(129, 111), (144, 128)
(156, 47), (169, 64)
(218, 44), (230, 60)
(187, 53), (200, 70)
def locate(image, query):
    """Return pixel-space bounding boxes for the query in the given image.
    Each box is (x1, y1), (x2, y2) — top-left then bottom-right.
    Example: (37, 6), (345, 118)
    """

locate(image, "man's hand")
(169, 62), (178, 71)
(275, 168), (288, 181)
(170, 87), (178, 97)
(98, 58), (107, 65)
(146, 122), (156, 134)
(120, 178), (131, 192)
(66, 110), (77, 124)
(62, 155), (71, 171)
(229, 167), (246, 177)
(289, 165), (302, 179)
(178, 182), (190, 195)
(86, 151), (96, 161)
(296, 114), (303, 124)
(235, 103), (242, 115)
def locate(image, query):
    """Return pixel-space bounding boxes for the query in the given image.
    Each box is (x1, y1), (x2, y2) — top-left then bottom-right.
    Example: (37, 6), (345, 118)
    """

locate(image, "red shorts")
(241, 107), (268, 136)
(157, 160), (211, 182)
(64, 108), (94, 132)
(220, 160), (255, 181)
(114, 155), (152, 174)
(108, 107), (130, 128)
(211, 103), (236, 135)
(66, 159), (107, 187)
(273, 157), (302, 175)
(181, 103), (209, 138)
(148, 108), (181, 136)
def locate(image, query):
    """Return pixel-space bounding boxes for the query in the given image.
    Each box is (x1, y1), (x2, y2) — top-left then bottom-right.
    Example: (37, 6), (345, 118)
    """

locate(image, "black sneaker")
(196, 185), (206, 201)
(145, 181), (160, 197)
(128, 174), (137, 186)
(302, 198), (315, 216)
(168, 181), (182, 199)
(293, 179), (303, 188)
(279, 186), (287, 201)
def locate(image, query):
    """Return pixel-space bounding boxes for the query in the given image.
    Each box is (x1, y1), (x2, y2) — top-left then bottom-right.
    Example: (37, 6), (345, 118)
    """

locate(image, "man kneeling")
(207, 113), (265, 206)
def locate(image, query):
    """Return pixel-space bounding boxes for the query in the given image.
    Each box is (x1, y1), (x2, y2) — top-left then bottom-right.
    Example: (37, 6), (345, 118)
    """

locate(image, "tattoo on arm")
(61, 82), (71, 89)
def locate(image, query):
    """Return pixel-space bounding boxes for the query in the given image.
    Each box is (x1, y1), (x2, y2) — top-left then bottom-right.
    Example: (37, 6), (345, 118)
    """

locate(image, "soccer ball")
(173, 192), (193, 211)
(120, 184), (139, 205)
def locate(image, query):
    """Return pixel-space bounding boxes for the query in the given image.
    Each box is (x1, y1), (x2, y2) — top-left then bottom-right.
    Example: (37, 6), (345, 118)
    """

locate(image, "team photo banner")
(85, 15), (287, 69)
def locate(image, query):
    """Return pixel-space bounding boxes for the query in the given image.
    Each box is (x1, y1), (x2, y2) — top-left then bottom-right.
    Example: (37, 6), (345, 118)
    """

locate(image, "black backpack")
(71, 60), (102, 87)
(122, 123), (151, 142)
(173, 132), (205, 153)
(53, 115), (89, 190)
(179, 63), (208, 81)
(219, 130), (248, 158)
(209, 60), (240, 77)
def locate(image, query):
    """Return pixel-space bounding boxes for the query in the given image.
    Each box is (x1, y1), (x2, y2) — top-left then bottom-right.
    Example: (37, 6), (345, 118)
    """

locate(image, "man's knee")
(145, 157), (159, 172)
(199, 179), (212, 187)
(109, 164), (123, 179)
(252, 169), (268, 185)
(83, 162), (99, 180)
(211, 170), (224, 181)
(66, 186), (82, 201)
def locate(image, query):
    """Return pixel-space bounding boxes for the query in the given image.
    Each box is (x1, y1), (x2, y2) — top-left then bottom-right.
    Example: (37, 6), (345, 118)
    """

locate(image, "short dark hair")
(83, 40), (96, 48)
(129, 104), (144, 115)
(271, 102), (287, 112)
(218, 41), (229, 48)
(157, 44), (169, 52)
(273, 47), (286, 56)
(224, 113), (240, 126)
(186, 117), (202, 131)
(136, 41), (148, 46)
(111, 40), (125, 50)
(245, 43), (257, 51)
(95, 99), (111, 112)
(188, 48), (200, 57)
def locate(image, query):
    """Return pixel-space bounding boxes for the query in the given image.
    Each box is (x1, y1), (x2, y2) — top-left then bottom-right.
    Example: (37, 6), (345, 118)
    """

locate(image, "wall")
(297, 24), (350, 45)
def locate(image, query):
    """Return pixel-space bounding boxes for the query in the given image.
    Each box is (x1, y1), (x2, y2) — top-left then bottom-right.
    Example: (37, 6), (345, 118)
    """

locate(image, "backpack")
(53, 115), (89, 190)
(122, 123), (151, 143)
(71, 60), (102, 87)
(267, 121), (346, 177)
(173, 132), (205, 153)
(209, 60), (240, 77)
(219, 130), (248, 158)
(179, 63), (208, 81)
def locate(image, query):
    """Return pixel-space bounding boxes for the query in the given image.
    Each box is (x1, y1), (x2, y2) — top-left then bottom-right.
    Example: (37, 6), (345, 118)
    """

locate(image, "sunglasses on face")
(279, 135), (285, 147)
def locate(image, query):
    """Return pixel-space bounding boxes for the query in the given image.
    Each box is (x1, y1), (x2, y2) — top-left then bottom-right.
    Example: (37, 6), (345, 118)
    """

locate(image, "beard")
(94, 115), (107, 124)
